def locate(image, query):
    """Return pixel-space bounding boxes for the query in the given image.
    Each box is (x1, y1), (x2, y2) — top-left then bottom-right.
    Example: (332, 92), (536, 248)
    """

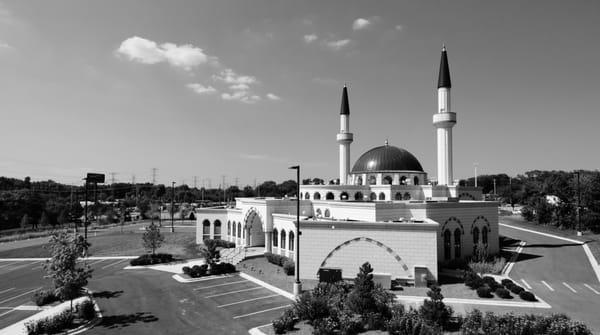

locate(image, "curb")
(0, 256), (138, 262)
(395, 294), (551, 309)
(248, 324), (270, 335)
(172, 273), (237, 283)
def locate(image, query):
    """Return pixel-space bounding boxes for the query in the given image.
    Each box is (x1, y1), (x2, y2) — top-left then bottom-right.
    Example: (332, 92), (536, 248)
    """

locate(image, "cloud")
(221, 91), (261, 104)
(187, 83), (217, 95)
(266, 93), (281, 101)
(395, 25), (403, 31)
(230, 83), (250, 91)
(303, 34), (318, 43)
(240, 153), (269, 160)
(116, 36), (208, 70)
(325, 39), (351, 51)
(0, 41), (11, 49)
(212, 68), (257, 85)
(353, 18), (371, 30)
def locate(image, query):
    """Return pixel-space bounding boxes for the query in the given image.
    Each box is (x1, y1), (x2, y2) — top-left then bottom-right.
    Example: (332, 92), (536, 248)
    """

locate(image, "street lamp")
(289, 165), (301, 296)
(171, 182), (176, 233)
(83, 173), (105, 253)
(473, 163), (479, 187)
(574, 171), (582, 236)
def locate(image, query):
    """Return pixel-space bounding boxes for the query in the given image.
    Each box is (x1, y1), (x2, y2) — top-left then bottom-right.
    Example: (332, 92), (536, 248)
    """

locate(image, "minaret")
(336, 86), (353, 185)
(433, 45), (456, 186)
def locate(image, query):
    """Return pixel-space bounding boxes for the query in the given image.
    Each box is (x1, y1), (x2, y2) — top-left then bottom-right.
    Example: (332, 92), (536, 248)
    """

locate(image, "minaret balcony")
(433, 112), (456, 128)
(336, 133), (354, 143)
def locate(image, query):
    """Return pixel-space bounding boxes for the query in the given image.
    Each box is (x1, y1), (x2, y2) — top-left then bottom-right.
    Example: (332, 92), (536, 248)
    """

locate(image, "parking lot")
(191, 274), (293, 330)
(0, 258), (132, 331)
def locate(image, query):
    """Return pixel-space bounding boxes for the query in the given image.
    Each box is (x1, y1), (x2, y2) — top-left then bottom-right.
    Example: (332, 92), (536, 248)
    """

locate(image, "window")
(403, 192), (411, 200)
(316, 208), (322, 217)
(237, 222), (241, 238)
(280, 230), (286, 249)
(482, 227), (488, 246)
(324, 209), (330, 217)
(313, 192), (321, 200)
(304, 192), (310, 200)
(383, 175), (392, 185)
(400, 176), (407, 185)
(214, 220), (222, 240)
(356, 176), (363, 185)
(378, 192), (385, 200)
(202, 220), (210, 241)
(472, 227), (479, 254)
(444, 230), (451, 260)
(369, 192), (377, 201)
(227, 221), (231, 236)
(395, 192), (402, 200)
(414, 176), (420, 185)
(326, 192), (334, 200)
(368, 175), (377, 185)
(289, 231), (294, 251)
(232, 221), (236, 238)
(354, 192), (363, 200)
(340, 192), (349, 200)
(272, 229), (279, 247)
(454, 228), (462, 259)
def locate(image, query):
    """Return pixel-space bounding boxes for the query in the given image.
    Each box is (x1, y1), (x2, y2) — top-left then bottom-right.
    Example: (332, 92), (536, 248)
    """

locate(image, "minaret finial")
(385, 139), (388, 146)
(437, 44), (451, 88)
(442, 44), (446, 51)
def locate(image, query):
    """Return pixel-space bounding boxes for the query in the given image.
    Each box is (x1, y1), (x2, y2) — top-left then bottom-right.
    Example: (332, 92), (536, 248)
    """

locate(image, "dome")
(351, 145), (424, 173)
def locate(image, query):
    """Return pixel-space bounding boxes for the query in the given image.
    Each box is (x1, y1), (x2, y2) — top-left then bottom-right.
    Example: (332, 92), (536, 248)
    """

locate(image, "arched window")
(454, 228), (462, 259)
(354, 192), (363, 201)
(289, 231), (294, 251)
(232, 221), (236, 238)
(368, 175), (376, 185)
(444, 230), (451, 260)
(378, 192), (385, 200)
(482, 227), (488, 246)
(202, 220), (210, 240)
(214, 220), (222, 240)
(472, 227), (480, 254)
(316, 208), (322, 217)
(326, 192), (334, 200)
(395, 192), (402, 200)
(324, 209), (330, 217)
(313, 192), (321, 200)
(340, 192), (349, 200)
(403, 192), (411, 200)
(304, 192), (310, 200)
(280, 230), (286, 249)
(237, 222), (241, 238)
(272, 229), (279, 247)
(356, 176), (363, 185)
(227, 221), (231, 236)
(383, 175), (393, 185)
(369, 192), (377, 201)
(400, 176), (407, 185)
(414, 176), (420, 185)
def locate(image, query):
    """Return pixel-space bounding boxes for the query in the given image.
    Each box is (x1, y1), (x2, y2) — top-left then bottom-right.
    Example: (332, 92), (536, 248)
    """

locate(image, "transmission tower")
(151, 168), (157, 185)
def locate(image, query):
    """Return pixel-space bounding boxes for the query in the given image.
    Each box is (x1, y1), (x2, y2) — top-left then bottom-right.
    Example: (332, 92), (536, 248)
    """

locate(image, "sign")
(86, 173), (105, 184)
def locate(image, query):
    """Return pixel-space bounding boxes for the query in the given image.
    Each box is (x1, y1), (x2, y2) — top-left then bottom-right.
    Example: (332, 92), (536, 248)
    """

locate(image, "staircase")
(221, 246), (264, 265)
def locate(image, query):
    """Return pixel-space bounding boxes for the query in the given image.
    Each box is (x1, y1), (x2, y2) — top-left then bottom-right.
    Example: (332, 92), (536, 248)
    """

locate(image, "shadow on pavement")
(504, 250), (542, 262)
(92, 290), (124, 299)
(523, 243), (581, 249)
(98, 312), (159, 329)
(500, 236), (521, 248)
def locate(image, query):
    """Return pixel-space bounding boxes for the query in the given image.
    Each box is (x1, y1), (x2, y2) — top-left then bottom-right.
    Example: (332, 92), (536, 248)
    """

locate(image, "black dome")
(351, 145), (424, 173)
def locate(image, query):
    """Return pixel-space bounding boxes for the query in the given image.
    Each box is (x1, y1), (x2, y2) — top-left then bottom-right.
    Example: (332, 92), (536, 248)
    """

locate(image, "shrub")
(272, 309), (296, 334)
(386, 309), (441, 335)
(182, 266), (191, 275)
(519, 291), (537, 301)
(461, 310), (592, 335)
(189, 264), (207, 278)
(283, 260), (295, 275)
(500, 278), (513, 287)
(494, 287), (511, 299)
(312, 316), (338, 335)
(476, 286), (493, 298)
(210, 262), (237, 275)
(481, 276), (500, 290)
(468, 257), (506, 275)
(338, 312), (363, 335)
(464, 271), (483, 289)
(130, 253), (173, 266)
(34, 289), (58, 306)
(77, 299), (96, 320)
(509, 284), (525, 295)
(25, 310), (74, 335)
(294, 290), (334, 322)
(265, 252), (288, 266)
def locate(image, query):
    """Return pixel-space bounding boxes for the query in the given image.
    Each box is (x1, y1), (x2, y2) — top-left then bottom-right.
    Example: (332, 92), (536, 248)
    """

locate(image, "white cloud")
(116, 36), (208, 70)
(187, 83), (217, 95)
(0, 41), (12, 49)
(221, 91), (261, 104)
(230, 83), (250, 91)
(325, 39), (351, 51)
(266, 93), (281, 101)
(353, 18), (371, 30)
(395, 25), (403, 31)
(303, 34), (318, 43)
(212, 68), (257, 85)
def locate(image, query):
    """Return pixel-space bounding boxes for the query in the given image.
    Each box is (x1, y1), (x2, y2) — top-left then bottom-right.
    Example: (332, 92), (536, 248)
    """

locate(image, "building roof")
(340, 85), (349, 115)
(351, 144), (424, 173)
(437, 45), (451, 89)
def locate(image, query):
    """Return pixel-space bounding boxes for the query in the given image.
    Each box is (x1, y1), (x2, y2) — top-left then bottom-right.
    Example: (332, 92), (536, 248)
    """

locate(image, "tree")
(20, 214), (31, 231)
(57, 209), (68, 227)
(142, 223), (164, 255)
(419, 284), (452, 329)
(43, 232), (92, 310)
(39, 211), (51, 229)
(346, 262), (376, 314)
(198, 239), (230, 269)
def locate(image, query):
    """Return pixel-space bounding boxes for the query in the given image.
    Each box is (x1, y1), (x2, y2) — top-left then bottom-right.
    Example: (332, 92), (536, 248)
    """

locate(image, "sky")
(0, 0), (599, 187)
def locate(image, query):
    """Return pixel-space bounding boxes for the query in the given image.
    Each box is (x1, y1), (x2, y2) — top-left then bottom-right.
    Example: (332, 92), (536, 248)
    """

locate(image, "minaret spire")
(433, 45), (456, 186)
(340, 85), (350, 115)
(337, 86), (353, 185)
(437, 45), (451, 89)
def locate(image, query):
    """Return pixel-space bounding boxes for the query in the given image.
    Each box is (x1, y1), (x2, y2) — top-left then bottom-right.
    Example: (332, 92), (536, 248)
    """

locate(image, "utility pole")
(474, 163), (479, 187)
(194, 176), (198, 189)
(509, 177), (513, 210)
(222, 175), (226, 205)
(110, 172), (116, 199)
(151, 168), (157, 185)
(235, 177), (239, 188)
(171, 181), (175, 233)
(289, 165), (301, 296)
(493, 178), (497, 197)
(575, 171), (582, 236)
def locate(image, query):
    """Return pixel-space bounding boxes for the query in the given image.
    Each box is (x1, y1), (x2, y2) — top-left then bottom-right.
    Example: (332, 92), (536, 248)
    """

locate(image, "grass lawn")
(0, 230), (197, 258)
(236, 257), (299, 292)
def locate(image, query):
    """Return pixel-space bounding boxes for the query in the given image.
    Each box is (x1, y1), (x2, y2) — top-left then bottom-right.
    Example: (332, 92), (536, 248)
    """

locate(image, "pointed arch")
(318, 236), (409, 272)
(440, 217), (464, 235)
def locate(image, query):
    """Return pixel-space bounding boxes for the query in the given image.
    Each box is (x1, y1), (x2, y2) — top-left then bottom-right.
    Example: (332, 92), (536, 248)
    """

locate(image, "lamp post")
(575, 171), (582, 236)
(289, 165), (301, 296)
(171, 181), (175, 233)
(474, 163), (479, 187)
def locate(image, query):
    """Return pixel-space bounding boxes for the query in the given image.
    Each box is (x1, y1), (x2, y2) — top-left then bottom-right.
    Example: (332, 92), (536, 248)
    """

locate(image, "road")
(500, 223), (600, 332)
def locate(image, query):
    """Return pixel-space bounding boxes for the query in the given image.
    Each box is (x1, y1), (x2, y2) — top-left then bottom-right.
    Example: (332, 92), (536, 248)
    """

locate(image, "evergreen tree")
(419, 285), (452, 329)
(142, 223), (164, 255)
(346, 262), (376, 314)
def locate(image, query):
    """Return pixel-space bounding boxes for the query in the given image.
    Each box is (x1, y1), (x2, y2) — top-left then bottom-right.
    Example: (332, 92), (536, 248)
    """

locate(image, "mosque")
(196, 47), (499, 285)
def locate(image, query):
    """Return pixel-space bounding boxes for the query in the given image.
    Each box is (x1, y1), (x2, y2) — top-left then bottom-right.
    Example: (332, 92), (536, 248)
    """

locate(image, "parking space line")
(562, 282), (577, 293)
(233, 304), (291, 319)
(194, 280), (247, 290)
(87, 259), (107, 266)
(0, 287), (41, 305)
(205, 287), (263, 298)
(0, 309), (15, 318)
(217, 294), (280, 308)
(540, 281), (554, 291)
(0, 263), (16, 270)
(583, 284), (600, 295)
(521, 279), (532, 290)
(0, 288), (15, 295)
(101, 259), (128, 269)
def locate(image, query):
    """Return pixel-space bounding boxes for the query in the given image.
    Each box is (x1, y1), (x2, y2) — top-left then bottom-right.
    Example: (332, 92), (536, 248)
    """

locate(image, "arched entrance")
(243, 208), (265, 247)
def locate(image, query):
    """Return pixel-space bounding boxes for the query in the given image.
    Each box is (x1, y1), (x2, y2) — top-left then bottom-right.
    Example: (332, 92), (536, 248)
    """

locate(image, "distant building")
(197, 47), (499, 283)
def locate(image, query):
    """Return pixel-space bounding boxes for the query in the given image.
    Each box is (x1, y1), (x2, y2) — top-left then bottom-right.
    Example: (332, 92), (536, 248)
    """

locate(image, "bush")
(386, 309), (441, 335)
(265, 252), (289, 266)
(182, 266), (191, 275)
(186, 263), (236, 278)
(509, 284), (525, 295)
(312, 316), (338, 335)
(272, 309), (296, 334)
(338, 312), (363, 335)
(464, 271), (483, 289)
(77, 299), (96, 320)
(25, 310), (74, 335)
(476, 286), (493, 298)
(419, 285), (453, 329)
(130, 253), (173, 266)
(500, 278), (513, 287)
(519, 291), (537, 301)
(468, 257), (507, 275)
(283, 260), (295, 276)
(481, 276), (500, 290)
(210, 262), (237, 275)
(34, 289), (58, 306)
(494, 287), (512, 299)
(189, 264), (207, 278)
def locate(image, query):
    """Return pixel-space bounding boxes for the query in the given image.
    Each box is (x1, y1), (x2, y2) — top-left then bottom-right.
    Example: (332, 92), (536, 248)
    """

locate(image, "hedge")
(519, 291), (537, 302)
(182, 263), (236, 278)
(25, 310), (74, 335)
(494, 287), (511, 299)
(130, 253), (173, 266)
(265, 252), (295, 276)
(34, 289), (59, 306)
(476, 286), (493, 298)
